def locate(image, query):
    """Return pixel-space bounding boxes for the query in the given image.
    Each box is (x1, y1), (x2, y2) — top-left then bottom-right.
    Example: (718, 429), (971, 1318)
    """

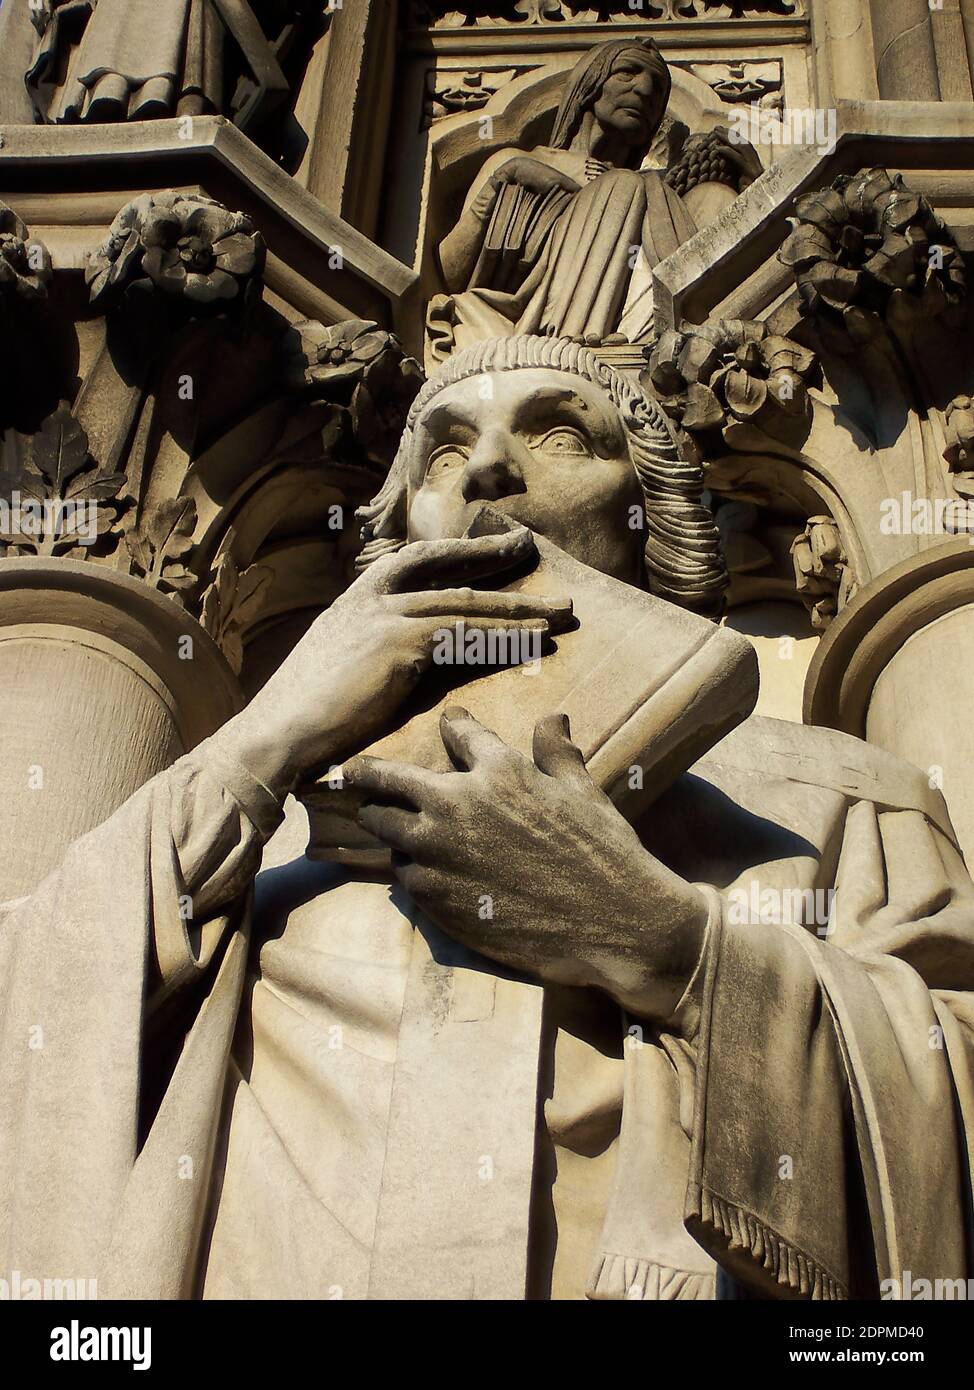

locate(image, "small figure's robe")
(2, 716), (974, 1300)
(436, 149), (698, 357)
(14, 0), (224, 125)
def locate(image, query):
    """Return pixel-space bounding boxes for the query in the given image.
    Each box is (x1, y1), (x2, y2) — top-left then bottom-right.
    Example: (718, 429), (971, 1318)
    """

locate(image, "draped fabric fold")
(444, 160), (698, 353)
(681, 807), (974, 1299)
(25, 0), (224, 124)
(0, 736), (281, 1296)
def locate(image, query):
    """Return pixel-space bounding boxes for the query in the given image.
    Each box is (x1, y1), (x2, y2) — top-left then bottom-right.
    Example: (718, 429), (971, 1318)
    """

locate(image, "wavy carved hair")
(356, 335), (728, 619)
(548, 38), (672, 170)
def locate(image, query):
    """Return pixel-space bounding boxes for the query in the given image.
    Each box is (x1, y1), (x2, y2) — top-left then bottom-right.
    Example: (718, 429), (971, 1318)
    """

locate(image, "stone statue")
(0, 0), (309, 130)
(431, 38), (758, 359)
(3, 336), (974, 1301)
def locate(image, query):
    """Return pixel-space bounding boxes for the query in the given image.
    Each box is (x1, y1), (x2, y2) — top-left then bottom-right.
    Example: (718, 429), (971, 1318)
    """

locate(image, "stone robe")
(19, 0), (224, 124)
(438, 150), (698, 356)
(2, 715), (974, 1300)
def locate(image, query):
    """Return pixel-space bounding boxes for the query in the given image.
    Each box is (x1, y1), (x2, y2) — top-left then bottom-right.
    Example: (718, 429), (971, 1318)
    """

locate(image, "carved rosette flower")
(644, 318), (817, 450)
(0, 202), (52, 308)
(282, 319), (424, 467)
(779, 169), (966, 325)
(284, 319), (390, 390)
(86, 193), (265, 313)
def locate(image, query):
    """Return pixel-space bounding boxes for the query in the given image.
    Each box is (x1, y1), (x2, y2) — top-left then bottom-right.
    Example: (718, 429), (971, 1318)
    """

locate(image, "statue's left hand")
(345, 708), (709, 1021)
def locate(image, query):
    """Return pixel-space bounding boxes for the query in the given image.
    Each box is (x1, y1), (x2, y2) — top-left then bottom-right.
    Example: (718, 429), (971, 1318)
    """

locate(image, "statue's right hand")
(488, 156), (580, 198)
(220, 528), (573, 797)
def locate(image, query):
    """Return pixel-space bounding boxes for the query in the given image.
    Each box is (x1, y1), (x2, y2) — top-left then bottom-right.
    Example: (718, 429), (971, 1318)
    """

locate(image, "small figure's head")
(550, 38), (672, 168)
(358, 336), (727, 618)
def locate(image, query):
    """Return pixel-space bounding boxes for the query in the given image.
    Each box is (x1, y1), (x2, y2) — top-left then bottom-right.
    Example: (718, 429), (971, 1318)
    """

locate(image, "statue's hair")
(356, 335), (728, 619)
(549, 38), (671, 170)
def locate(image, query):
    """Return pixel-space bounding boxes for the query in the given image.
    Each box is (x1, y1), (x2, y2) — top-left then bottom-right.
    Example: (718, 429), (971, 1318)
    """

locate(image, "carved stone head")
(358, 336), (727, 617)
(549, 38), (672, 168)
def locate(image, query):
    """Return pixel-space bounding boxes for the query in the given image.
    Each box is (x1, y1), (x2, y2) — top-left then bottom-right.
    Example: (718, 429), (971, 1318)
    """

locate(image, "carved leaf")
(126, 496), (198, 592)
(681, 382), (725, 432)
(146, 497), (196, 561)
(724, 369), (768, 420)
(30, 404), (89, 495)
(201, 552), (272, 674)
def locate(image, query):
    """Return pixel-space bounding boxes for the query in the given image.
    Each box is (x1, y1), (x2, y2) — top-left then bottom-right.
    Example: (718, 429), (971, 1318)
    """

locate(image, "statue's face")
(406, 367), (645, 584)
(591, 52), (664, 149)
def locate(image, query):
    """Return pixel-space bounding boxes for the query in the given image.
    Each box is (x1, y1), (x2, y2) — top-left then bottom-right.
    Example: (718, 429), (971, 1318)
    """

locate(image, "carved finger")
(400, 588), (573, 628)
(532, 712), (592, 788)
(343, 755), (440, 809)
(357, 803), (425, 854)
(439, 705), (512, 772)
(379, 528), (535, 595)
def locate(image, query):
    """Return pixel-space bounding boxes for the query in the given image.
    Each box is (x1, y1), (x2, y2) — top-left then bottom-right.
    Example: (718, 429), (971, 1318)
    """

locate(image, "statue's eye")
(538, 428), (588, 457)
(426, 446), (468, 478)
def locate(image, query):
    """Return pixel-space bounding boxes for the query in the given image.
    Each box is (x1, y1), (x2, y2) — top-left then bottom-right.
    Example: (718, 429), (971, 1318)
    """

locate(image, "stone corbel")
(778, 169), (967, 410)
(644, 317), (819, 458)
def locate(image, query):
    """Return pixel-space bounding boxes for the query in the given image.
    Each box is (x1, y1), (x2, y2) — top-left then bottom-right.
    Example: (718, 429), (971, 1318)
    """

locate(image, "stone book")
(300, 509), (759, 866)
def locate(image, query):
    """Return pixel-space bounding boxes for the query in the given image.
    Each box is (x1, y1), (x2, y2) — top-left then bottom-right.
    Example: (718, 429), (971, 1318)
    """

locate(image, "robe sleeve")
(0, 731), (284, 1296)
(683, 803), (974, 1299)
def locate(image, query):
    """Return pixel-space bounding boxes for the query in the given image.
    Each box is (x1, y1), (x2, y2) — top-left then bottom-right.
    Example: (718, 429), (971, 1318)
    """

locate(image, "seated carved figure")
(432, 38), (758, 360)
(2, 336), (973, 1301)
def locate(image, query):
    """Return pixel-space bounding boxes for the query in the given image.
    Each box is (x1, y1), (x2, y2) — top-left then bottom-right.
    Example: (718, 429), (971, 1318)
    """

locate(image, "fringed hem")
(587, 1252), (716, 1301)
(687, 1184), (846, 1301)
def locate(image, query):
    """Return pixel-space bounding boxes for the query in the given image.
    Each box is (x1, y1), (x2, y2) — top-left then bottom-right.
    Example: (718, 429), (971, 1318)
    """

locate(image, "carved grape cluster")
(665, 129), (738, 197)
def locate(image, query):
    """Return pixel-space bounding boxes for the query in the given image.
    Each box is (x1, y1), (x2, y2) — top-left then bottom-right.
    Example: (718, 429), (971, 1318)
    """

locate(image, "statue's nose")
(461, 434), (527, 503)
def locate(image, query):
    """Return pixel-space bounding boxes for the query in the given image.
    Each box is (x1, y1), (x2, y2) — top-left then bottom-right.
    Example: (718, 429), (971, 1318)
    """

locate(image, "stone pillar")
(805, 542), (974, 863)
(869, 0), (942, 100)
(0, 559), (241, 902)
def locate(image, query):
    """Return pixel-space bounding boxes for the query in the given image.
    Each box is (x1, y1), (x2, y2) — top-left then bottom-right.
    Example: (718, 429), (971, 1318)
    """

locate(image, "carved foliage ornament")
(0, 405), (127, 559)
(943, 397), (974, 500)
(407, 1), (803, 26)
(0, 203), (53, 309)
(645, 318), (817, 452)
(779, 169), (966, 329)
(200, 552), (273, 676)
(791, 516), (855, 632)
(86, 193), (266, 316)
(282, 319), (425, 469)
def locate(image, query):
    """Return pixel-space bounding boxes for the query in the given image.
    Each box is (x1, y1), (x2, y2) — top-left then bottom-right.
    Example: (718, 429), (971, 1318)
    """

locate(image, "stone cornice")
(0, 118), (417, 328)
(652, 99), (974, 333)
(402, 17), (809, 55)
